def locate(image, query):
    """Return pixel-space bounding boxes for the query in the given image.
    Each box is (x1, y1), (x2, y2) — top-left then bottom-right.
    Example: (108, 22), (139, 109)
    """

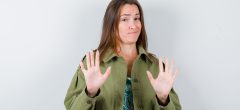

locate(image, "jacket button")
(87, 100), (91, 104)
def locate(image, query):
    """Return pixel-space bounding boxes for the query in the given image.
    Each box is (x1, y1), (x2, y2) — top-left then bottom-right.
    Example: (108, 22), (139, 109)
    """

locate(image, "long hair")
(97, 0), (148, 61)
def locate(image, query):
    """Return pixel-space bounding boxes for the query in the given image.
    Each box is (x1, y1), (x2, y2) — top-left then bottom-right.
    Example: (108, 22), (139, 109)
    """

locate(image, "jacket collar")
(102, 46), (153, 63)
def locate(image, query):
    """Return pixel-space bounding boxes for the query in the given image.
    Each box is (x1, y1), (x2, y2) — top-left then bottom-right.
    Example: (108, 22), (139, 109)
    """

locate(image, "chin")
(121, 36), (139, 44)
(126, 40), (138, 44)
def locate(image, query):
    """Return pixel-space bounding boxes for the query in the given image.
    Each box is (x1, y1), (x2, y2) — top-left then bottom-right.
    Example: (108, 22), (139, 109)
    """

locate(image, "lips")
(128, 31), (138, 34)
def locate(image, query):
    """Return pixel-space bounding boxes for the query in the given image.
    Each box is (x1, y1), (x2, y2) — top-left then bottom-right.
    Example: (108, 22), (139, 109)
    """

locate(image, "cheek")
(137, 22), (142, 29)
(118, 25), (126, 40)
(118, 25), (127, 34)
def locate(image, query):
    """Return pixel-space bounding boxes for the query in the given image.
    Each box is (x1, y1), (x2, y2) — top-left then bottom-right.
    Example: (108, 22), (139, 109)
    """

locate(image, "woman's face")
(118, 4), (142, 45)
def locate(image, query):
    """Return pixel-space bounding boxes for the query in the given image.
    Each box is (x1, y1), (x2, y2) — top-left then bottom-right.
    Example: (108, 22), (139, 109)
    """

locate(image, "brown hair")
(97, 0), (148, 61)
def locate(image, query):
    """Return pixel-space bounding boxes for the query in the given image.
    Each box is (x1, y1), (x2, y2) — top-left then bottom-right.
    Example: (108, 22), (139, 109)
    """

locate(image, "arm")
(64, 66), (98, 110)
(64, 50), (111, 110)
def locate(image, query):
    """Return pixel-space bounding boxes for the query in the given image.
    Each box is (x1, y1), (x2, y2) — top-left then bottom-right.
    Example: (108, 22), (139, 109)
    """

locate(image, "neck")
(117, 44), (138, 57)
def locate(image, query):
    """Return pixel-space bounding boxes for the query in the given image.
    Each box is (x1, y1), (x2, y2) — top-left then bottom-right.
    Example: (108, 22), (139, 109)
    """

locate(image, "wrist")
(85, 87), (99, 98)
(156, 94), (169, 105)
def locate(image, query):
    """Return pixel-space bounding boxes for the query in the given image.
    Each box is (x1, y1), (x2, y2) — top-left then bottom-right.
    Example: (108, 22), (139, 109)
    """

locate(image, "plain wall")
(0, 0), (240, 110)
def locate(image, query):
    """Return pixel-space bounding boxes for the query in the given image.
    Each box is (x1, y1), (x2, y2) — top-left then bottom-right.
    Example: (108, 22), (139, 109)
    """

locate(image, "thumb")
(146, 70), (154, 81)
(103, 66), (111, 80)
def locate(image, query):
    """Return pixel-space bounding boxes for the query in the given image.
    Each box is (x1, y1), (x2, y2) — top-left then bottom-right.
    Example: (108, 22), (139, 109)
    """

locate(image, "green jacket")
(64, 46), (181, 110)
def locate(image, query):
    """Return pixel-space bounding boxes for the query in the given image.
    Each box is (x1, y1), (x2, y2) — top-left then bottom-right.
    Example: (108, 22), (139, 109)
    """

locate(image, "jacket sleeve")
(64, 58), (98, 110)
(153, 88), (181, 110)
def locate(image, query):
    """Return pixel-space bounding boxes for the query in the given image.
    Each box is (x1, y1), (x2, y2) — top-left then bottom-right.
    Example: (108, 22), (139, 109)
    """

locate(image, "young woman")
(64, 0), (181, 110)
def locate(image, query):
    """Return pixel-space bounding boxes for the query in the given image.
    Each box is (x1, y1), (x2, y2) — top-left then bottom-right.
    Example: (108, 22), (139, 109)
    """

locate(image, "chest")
(97, 58), (159, 109)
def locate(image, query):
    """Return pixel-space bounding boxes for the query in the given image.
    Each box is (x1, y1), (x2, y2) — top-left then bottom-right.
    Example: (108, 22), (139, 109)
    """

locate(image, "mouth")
(128, 31), (138, 34)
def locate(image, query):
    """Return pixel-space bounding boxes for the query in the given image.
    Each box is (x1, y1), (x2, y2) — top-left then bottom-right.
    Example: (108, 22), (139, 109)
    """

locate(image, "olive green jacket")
(64, 46), (181, 110)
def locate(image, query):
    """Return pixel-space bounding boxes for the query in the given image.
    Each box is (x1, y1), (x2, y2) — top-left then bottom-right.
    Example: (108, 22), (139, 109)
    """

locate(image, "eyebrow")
(120, 13), (140, 17)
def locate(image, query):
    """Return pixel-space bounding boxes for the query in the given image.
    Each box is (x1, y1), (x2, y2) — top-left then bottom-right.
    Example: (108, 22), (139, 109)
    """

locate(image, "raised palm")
(79, 50), (111, 97)
(147, 58), (178, 103)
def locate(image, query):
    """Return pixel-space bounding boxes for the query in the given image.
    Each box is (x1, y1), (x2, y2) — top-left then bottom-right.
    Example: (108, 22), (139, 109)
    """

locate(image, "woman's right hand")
(79, 50), (111, 97)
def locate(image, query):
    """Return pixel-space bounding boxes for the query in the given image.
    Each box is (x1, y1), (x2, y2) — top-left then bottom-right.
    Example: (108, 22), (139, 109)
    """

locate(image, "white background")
(0, 0), (240, 110)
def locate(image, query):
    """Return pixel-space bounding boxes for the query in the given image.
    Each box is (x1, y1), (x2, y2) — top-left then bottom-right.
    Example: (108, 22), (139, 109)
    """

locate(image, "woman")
(64, 0), (181, 110)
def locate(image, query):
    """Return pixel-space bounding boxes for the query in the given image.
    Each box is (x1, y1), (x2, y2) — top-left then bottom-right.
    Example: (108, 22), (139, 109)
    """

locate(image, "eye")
(121, 18), (128, 22)
(134, 17), (141, 21)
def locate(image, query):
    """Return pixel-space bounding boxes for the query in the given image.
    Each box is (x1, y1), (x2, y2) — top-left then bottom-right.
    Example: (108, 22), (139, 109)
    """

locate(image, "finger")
(146, 70), (154, 81)
(103, 66), (111, 80)
(95, 50), (100, 68)
(79, 61), (86, 73)
(165, 58), (169, 73)
(159, 58), (163, 73)
(86, 52), (90, 69)
(90, 51), (94, 67)
(172, 69), (179, 82)
(147, 71), (155, 86)
(169, 59), (174, 74)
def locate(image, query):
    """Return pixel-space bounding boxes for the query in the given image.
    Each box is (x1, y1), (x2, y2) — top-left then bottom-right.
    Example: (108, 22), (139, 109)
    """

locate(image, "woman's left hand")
(146, 58), (178, 104)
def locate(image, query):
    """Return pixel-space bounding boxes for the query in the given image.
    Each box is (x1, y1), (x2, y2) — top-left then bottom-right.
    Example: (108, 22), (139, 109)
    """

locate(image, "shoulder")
(147, 52), (166, 70)
(147, 52), (159, 64)
(80, 49), (98, 62)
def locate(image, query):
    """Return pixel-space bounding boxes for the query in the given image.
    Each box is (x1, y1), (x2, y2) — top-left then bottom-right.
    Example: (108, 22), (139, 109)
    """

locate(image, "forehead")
(120, 4), (140, 15)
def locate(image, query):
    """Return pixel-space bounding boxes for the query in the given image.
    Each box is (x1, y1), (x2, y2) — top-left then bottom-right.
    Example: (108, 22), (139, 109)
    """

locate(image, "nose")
(129, 26), (135, 29)
(129, 23), (136, 29)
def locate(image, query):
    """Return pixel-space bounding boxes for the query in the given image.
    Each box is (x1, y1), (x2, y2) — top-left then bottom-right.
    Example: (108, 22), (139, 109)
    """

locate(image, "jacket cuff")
(156, 95), (175, 110)
(70, 87), (99, 109)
